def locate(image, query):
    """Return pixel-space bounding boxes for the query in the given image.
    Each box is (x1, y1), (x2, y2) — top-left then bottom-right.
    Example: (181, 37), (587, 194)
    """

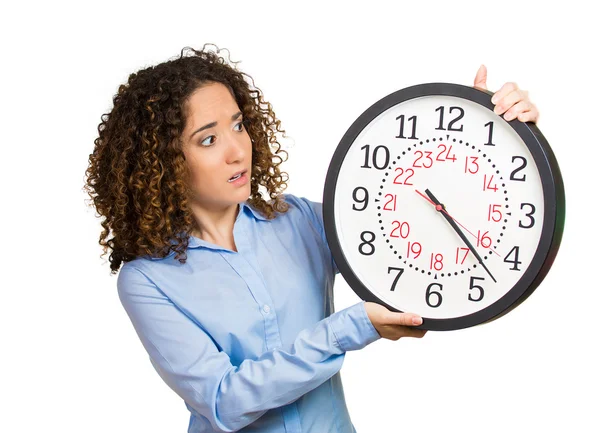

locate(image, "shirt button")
(262, 304), (271, 314)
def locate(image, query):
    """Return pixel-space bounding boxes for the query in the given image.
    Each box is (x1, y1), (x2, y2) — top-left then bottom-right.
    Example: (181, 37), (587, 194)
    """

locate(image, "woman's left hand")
(473, 65), (539, 124)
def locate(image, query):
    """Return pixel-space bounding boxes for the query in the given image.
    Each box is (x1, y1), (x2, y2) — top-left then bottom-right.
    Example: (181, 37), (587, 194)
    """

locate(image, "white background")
(1, 1), (597, 431)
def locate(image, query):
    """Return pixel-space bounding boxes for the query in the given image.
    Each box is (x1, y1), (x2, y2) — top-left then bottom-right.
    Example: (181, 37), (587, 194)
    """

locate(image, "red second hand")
(415, 189), (501, 257)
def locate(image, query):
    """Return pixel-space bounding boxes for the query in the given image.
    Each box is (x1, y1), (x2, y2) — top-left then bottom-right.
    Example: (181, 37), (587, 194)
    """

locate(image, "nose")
(225, 132), (249, 164)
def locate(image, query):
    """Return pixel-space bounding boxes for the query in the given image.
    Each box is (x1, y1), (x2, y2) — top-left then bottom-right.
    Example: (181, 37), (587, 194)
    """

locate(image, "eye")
(198, 121), (244, 147)
(200, 135), (215, 147)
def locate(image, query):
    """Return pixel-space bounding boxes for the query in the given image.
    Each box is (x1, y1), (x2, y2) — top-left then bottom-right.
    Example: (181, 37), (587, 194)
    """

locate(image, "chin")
(229, 185), (251, 204)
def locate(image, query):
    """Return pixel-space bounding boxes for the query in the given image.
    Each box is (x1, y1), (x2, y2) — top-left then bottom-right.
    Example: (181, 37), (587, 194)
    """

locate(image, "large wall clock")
(323, 83), (565, 331)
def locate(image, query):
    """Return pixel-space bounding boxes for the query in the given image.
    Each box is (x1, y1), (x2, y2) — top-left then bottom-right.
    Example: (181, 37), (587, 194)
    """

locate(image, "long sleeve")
(117, 265), (380, 433)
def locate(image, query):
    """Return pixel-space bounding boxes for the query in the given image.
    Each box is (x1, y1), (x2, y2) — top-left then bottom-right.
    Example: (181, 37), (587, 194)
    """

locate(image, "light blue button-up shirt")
(117, 193), (382, 432)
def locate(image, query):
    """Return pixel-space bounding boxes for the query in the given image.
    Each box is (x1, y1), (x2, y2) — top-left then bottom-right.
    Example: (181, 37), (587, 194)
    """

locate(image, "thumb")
(395, 312), (423, 326)
(473, 64), (487, 90)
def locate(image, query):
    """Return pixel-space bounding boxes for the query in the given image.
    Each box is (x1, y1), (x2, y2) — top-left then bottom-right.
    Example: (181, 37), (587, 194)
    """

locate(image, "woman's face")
(181, 81), (252, 212)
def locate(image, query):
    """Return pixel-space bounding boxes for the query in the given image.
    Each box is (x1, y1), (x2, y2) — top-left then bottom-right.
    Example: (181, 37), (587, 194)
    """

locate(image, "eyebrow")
(189, 111), (243, 140)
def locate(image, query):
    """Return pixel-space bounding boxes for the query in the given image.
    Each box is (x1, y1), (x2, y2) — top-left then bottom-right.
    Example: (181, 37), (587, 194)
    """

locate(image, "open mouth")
(228, 170), (247, 182)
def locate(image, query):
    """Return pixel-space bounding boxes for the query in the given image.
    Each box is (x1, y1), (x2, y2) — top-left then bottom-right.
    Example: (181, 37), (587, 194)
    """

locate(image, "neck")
(190, 201), (241, 246)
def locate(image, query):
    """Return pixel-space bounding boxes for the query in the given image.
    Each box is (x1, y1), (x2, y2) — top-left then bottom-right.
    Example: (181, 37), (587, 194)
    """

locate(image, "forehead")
(186, 82), (239, 120)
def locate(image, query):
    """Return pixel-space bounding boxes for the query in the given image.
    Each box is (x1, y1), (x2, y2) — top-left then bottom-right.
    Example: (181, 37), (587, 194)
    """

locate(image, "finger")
(394, 312), (423, 327)
(473, 64), (487, 90)
(493, 88), (527, 116)
(395, 327), (428, 339)
(517, 107), (539, 123)
(491, 82), (519, 106)
(502, 99), (532, 121)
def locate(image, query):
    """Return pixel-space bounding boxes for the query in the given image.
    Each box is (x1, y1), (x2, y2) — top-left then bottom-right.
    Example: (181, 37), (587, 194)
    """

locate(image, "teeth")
(228, 173), (242, 182)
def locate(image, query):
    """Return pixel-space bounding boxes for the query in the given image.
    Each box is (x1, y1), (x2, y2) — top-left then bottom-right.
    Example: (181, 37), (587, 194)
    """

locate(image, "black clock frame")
(323, 82), (565, 331)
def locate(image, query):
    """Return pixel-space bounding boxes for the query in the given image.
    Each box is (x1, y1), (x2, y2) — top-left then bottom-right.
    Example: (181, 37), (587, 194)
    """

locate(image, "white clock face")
(332, 94), (546, 320)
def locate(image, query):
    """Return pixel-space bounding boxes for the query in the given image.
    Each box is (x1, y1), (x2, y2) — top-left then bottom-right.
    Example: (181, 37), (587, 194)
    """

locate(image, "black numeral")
(435, 106), (464, 131)
(519, 203), (536, 229)
(396, 114), (418, 139)
(358, 231), (376, 255)
(468, 276), (485, 302)
(510, 156), (527, 181)
(360, 144), (390, 170)
(484, 121), (495, 146)
(352, 187), (369, 211)
(388, 267), (405, 292)
(426, 283), (443, 308)
(504, 246), (522, 271)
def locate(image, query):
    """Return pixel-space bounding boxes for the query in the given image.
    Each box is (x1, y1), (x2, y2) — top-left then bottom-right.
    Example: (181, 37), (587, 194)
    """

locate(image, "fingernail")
(491, 95), (498, 104)
(412, 316), (422, 325)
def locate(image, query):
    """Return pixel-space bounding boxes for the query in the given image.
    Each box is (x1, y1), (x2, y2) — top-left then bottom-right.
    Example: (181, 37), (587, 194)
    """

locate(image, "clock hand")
(418, 188), (497, 283)
(415, 189), (501, 258)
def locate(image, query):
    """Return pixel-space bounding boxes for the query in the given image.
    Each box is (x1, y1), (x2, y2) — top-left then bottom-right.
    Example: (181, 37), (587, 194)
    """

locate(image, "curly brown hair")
(83, 44), (290, 274)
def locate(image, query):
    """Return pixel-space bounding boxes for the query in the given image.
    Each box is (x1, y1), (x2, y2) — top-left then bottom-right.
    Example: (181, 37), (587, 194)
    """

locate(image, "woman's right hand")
(364, 302), (427, 340)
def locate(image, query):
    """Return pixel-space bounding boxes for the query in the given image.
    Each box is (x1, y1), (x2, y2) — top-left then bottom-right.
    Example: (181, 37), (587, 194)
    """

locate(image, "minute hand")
(424, 189), (497, 283)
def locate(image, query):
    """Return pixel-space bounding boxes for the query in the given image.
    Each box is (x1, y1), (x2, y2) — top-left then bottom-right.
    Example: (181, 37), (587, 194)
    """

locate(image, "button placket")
(231, 213), (282, 351)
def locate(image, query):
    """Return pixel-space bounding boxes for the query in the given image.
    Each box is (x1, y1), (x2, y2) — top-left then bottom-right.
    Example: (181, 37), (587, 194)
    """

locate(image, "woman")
(84, 44), (539, 432)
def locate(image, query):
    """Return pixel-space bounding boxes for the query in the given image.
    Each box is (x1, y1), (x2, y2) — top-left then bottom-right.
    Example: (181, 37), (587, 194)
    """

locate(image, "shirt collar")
(240, 200), (268, 221)
(146, 200), (268, 260)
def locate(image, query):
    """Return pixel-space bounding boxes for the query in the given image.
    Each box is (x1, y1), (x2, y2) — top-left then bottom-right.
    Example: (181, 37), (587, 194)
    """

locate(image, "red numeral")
(383, 194), (397, 211)
(487, 204), (502, 222)
(464, 156), (479, 174)
(436, 144), (457, 162)
(407, 241), (422, 259)
(430, 253), (444, 270)
(393, 167), (414, 185)
(455, 247), (470, 264)
(483, 174), (498, 192)
(390, 221), (410, 238)
(477, 230), (492, 248)
(413, 151), (433, 168)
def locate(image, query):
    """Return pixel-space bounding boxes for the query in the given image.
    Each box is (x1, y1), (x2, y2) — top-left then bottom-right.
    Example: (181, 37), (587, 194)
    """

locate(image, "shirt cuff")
(329, 301), (382, 352)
